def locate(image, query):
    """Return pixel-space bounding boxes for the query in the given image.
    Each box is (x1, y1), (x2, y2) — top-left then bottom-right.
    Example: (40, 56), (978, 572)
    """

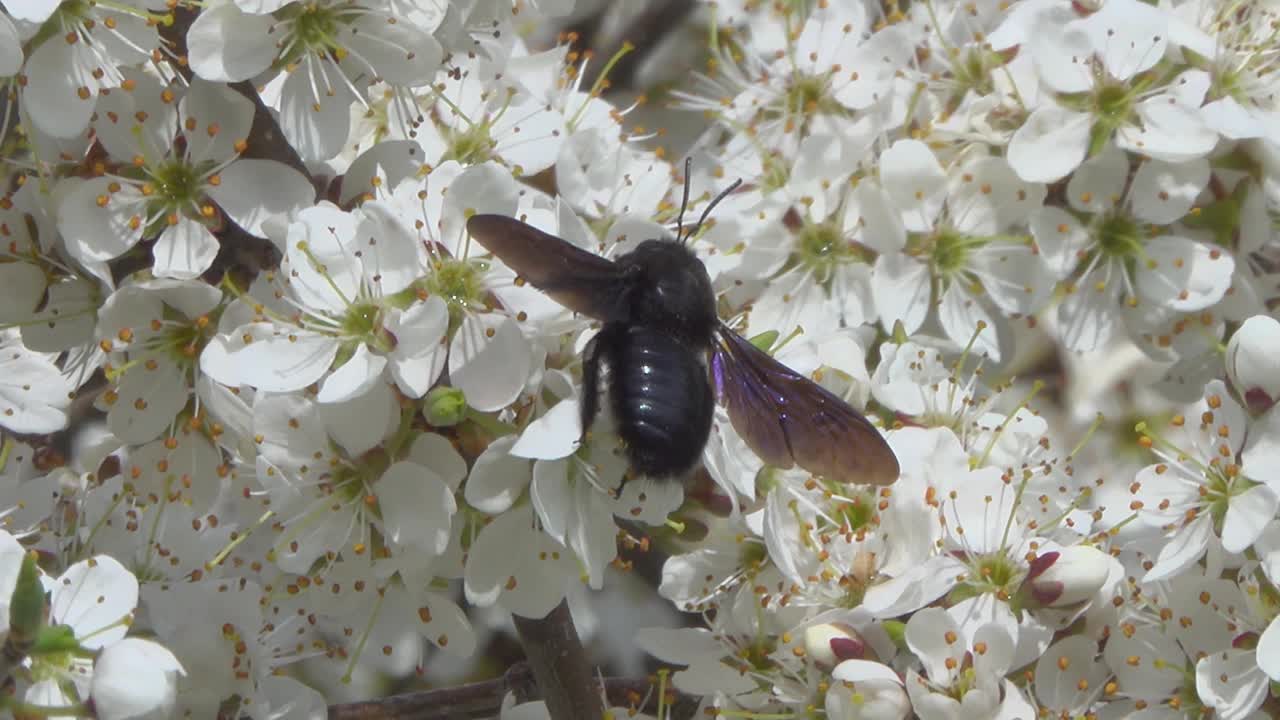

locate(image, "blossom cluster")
(1, 0), (1279, 718)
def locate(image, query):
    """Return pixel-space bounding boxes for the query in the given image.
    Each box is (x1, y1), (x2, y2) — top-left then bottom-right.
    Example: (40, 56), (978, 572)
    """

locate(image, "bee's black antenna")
(689, 176), (743, 242)
(677, 158), (744, 245)
(676, 157), (694, 244)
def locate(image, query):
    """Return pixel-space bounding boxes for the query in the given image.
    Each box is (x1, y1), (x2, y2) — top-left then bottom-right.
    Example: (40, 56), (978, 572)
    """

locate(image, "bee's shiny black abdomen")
(603, 325), (713, 478)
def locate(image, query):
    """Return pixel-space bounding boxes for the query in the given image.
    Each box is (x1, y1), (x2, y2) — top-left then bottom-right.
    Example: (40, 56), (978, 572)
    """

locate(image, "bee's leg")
(579, 324), (615, 446)
(582, 324), (632, 497)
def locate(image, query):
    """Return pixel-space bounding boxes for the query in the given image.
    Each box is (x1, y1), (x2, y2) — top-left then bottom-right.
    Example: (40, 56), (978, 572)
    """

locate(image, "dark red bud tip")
(1244, 387), (1275, 415)
(1025, 551), (1060, 581)
(1233, 632), (1259, 651)
(830, 636), (866, 661)
(1030, 580), (1064, 606)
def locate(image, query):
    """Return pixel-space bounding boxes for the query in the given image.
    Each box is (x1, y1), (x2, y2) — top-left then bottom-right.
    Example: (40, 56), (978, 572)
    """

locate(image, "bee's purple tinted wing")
(711, 326), (900, 486)
(466, 214), (631, 322)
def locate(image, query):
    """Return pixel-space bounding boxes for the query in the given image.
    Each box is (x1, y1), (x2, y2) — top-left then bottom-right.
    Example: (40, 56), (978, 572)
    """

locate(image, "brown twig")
(512, 601), (602, 720)
(569, 0), (697, 91)
(327, 665), (701, 720)
(158, 7), (316, 281)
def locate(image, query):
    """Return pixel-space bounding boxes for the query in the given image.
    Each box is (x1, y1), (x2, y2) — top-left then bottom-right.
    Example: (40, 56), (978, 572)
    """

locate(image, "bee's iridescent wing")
(711, 326), (900, 486)
(466, 214), (632, 322)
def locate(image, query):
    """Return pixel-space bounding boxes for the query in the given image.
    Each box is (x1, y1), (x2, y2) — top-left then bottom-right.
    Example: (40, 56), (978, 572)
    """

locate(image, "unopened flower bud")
(425, 387), (468, 426)
(8, 551), (44, 654)
(1024, 545), (1110, 608)
(1226, 315), (1280, 414)
(828, 659), (910, 720)
(805, 623), (866, 670)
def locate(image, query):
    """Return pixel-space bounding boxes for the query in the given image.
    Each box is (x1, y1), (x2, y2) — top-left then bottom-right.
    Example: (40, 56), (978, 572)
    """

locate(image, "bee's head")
(616, 239), (717, 342)
(613, 160), (743, 342)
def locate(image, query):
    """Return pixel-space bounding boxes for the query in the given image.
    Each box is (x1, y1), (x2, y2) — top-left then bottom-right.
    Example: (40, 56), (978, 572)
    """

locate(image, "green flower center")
(788, 75), (829, 114)
(930, 229), (977, 275)
(442, 122), (498, 166)
(278, 2), (344, 61)
(759, 157), (791, 194)
(29, 648), (76, 682)
(1094, 213), (1142, 259)
(1093, 83), (1135, 125)
(423, 258), (486, 327)
(796, 221), (859, 282)
(837, 495), (876, 532)
(953, 48), (1001, 98)
(904, 229), (984, 280)
(951, 551), (1022, 603)
(342, 301), (381, 338)
(738, 539), (768, 572)
(136, 161), (207, 235)
(157, 315), (215, 367)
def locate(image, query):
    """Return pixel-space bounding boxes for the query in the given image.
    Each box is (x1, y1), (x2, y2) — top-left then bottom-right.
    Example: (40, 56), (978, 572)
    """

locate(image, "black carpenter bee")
(466, 164), (900, 488)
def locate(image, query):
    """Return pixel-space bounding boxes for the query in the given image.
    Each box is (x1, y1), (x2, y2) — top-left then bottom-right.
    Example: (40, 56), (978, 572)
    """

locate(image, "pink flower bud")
(805, 623), (867, 670)
(1025, 545), (1110, 608)
(1226, 315), (1280, 414)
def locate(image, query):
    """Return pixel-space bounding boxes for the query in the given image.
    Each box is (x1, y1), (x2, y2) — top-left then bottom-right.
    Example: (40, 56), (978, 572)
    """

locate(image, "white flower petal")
(379, 461), (456, 555)
(832, 25), (913, 110)
(107, 361), (187, 445)
(1078, 0), (1168, 80)
(1117, 94), (1219, 163)
(1034, 635), (1108, 713)
(0, 262), (47, 322)
(1221, 484), (1278, 554)
(0, 338), (75, 434)
(1202, 96), (1266, 140)
(512, 399), (581, 460)
(91, 638), (185, 720)
(1136, 236), (1234, 312)
(415, 591), (475, 657)
(1228, 315), (1280, 405)
(1195, 649), (1269, 719)
(449, 315), (531, 412)
(880, 140), (946, 233)
(1007, 105), (1091, 183)
(845, 182), (906, 254)
(1056, 278), (1122, 353)
(569, 482), (618, 589)
(1066, 145), (1129, 214)
(1129, 158), (1210, 225)
(339, 14), (442, 86)
(531, 459), (572, 545)
(180, 79), (254, 163)
(152, 216), (220, 279)
(938, 283), (1001, 361)
(320, 380), (398, 455)
(872, 253), (931, 336)
(466, 436), (531, 515)
(253, 676), (328, 720)
(1030, 17), (1093, 93)
(1144, 513), (1212, 582)
(58, 178), (146, 264)
(209, 159), (315, 239)
(387, 298), (449, 398)
(406, 432), (468, 491)
(51, 555), (138, 649)
(0, 17), (18, 76)
(200, 324), (338, 393)
(278, 65), (356, 163)
(187, 3), (277, 82)
(1029, 206), (1088, 278)
(22, 38), (102, 138)
(1258, 617), (1280, 680)
(317, 343), (387, 404)
(905, 608), (965, 682)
